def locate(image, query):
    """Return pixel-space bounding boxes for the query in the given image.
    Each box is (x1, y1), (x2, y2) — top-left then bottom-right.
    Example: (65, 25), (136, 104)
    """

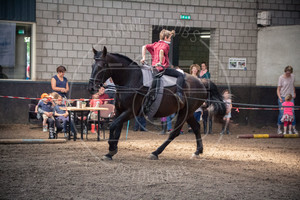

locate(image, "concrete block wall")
(35, 0), (300, 86)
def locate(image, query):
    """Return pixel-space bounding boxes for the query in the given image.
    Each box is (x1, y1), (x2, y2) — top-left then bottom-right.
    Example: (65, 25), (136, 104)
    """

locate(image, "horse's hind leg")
(187, 116), (203, 156)
(150, 111), (186, 160)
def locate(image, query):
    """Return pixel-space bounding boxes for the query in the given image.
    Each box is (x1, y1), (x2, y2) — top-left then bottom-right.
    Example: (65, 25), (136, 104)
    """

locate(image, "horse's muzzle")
(88, 80), (97, 94)
(88, 79), (103, 94)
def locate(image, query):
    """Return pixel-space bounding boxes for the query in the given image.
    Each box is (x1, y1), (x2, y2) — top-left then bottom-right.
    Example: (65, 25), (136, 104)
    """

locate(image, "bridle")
(89, 57), (109, 83)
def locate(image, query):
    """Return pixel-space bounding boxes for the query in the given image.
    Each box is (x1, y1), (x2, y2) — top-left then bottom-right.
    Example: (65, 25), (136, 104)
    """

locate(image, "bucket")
(76, 101), (82, 108)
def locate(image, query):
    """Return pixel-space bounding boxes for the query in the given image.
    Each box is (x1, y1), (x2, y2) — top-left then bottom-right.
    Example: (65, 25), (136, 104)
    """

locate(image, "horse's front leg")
(102, 110), (132, 161)
(187, 116), (203, 158)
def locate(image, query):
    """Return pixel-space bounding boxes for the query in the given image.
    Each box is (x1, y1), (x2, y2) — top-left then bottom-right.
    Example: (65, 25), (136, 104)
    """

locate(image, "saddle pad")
(140, 65), (177, 87)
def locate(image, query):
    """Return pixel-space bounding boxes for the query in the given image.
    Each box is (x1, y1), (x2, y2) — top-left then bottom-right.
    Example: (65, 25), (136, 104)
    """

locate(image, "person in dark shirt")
(51, 66), (69, 98)
(54, 96), (76, 137)
(38, 93), (55, 139)
(97, 86), (109, 104)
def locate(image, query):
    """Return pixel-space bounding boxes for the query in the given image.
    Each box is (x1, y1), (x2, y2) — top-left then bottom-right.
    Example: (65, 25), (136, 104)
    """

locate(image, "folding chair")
(28, 103), (43, 128)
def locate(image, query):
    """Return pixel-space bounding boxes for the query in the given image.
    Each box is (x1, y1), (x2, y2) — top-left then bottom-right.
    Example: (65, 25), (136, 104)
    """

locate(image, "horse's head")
(88, 46), (112, 94)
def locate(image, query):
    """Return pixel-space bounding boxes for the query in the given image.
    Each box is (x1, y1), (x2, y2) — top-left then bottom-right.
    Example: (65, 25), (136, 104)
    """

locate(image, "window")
(0, 22), (32, 79)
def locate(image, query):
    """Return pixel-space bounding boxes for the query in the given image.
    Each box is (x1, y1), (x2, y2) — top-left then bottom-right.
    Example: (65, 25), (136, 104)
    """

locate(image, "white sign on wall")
(228, 58), (246, 70)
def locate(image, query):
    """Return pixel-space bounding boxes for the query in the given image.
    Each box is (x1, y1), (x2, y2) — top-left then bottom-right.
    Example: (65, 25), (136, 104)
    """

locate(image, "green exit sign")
(18, 29), (25, 35)
(180, 15), (191, 20)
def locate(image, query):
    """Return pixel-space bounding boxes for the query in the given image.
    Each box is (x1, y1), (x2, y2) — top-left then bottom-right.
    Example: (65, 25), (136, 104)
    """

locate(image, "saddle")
(140, 65), (180, 119)
(140, 65), (177, 87)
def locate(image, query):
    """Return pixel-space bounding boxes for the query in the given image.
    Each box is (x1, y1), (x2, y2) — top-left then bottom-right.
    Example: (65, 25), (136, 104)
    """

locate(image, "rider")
(141, 29), (185, 105)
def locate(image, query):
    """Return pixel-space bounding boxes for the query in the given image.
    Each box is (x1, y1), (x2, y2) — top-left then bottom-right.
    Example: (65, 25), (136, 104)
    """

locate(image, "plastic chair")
(88, 104), (115, 139)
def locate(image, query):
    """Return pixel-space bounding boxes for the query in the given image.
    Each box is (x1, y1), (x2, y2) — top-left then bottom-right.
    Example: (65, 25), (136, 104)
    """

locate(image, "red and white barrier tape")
(0, 95), (113, 102)
(233, 107), (300, 113)
(1, 95), (298, 111)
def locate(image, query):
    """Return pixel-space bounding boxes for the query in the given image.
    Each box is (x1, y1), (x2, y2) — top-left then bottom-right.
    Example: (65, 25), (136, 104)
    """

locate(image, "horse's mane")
(110, 53), (139, 66)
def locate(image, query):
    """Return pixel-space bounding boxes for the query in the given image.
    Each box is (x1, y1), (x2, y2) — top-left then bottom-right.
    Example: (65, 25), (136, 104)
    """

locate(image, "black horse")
(89, 46), (226, 160)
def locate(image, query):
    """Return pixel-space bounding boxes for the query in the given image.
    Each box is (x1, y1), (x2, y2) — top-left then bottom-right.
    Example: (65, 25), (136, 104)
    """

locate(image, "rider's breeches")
(164, 68), (184, 93)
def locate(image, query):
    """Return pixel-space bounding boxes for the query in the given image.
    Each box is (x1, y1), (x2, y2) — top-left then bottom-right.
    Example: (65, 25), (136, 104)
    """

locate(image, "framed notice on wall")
(228, 58), (246, 70)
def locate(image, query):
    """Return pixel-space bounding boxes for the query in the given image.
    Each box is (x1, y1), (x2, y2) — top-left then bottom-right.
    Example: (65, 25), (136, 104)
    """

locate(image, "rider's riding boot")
(49, 127), (55, 139)
(203, 121), (207, 134)
(175, 92), (184, 105)
(208, 118), (213, 134)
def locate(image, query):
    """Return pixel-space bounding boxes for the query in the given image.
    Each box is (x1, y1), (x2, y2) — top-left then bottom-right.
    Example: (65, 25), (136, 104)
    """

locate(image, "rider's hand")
(140, 59), (145, 64)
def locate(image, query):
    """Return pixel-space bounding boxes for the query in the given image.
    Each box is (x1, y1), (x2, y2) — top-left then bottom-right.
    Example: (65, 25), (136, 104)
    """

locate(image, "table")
(61, 107), (108, 141)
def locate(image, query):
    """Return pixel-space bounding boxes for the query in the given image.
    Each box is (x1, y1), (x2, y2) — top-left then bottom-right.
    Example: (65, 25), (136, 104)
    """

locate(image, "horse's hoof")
(149, 153), (158, 160)
(191, 153), (200, 159)
(101, 154), (113, 161)
(108, 149), (118, 156)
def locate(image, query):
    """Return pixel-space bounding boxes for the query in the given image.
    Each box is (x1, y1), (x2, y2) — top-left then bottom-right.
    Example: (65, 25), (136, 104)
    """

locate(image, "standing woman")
(200, 62), (213, 134)
(277, 66), (297, 134)
(200, 62), (210, 79)
(190, 64), (200, 78)
(188, 64), (202, 133)
(51, 66), (69, 98)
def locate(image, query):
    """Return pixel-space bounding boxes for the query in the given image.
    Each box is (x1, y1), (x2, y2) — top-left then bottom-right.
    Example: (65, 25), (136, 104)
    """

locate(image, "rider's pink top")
(282, 101), (294, 116)
(146, 40), (170, 71)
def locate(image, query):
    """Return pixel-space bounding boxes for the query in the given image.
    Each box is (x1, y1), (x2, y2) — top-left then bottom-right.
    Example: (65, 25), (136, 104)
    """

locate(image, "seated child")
(38, 93), (56, 139)
(54, 96), (76, 137)
(89, 93), (103, 133)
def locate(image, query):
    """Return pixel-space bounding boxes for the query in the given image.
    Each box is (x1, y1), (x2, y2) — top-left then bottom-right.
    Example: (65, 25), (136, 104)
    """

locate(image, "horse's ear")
(103, 46), (107, 57)
(92, 47), (97, 55)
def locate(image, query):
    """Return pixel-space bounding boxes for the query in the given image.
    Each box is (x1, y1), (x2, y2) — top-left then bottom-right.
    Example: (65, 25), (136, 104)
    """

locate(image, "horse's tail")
(206, 80), (226, 119)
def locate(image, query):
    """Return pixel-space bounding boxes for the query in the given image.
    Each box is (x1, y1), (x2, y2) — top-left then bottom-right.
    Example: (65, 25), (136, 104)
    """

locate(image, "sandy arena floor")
(0, 123), (299, 199)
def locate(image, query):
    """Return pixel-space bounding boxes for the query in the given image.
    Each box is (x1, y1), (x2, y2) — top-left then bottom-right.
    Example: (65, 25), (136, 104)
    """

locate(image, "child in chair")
(37, 93), (56, 139)
(89, 93), (102, 133)
(54, 95), (76, 137)
(38, 93), (54, 132)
